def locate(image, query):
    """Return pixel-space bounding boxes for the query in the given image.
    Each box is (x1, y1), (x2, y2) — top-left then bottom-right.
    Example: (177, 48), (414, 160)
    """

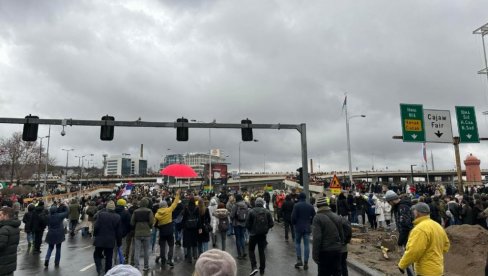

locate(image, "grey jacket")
(312, 206), (344, 263)
(231, 201), (248, 227)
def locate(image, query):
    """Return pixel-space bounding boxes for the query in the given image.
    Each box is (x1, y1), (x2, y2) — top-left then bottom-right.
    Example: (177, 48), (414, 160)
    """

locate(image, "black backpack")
(218, 217), (229, 232)
(185, 209), (199, 229)
(252, 209), (269, 235)
(236, 204), (248, 222)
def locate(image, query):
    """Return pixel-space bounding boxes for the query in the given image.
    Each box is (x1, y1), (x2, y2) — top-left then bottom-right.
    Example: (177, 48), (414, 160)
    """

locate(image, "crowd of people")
(0, 181), (487, 276)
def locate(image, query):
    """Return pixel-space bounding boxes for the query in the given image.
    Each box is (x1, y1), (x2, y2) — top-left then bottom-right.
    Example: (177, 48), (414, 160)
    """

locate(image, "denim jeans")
(234, 226), (246, 257)
(134, 236), (150, 269)
(151, 227), (158, 251)
(45, 243), (61, 265)
(27, 232), (33, 244)
(219, 231), (227, 251)
(173, 222), (181, 242)
(198, 241), (209, 255)
(227, 223), (234, 236)
(295, 232), (310, 262)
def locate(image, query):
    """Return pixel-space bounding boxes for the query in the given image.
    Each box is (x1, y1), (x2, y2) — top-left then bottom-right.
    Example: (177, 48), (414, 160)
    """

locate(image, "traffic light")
(22, 115), (39, 141)
(241, 118), (253, 141)
(100, 115), (115, 141)
(297, 167), (303, 186)
(177, 117), (189, 141)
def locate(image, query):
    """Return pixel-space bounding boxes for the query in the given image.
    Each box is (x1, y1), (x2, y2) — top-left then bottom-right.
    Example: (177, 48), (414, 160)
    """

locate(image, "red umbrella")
(160, 164), (198, 178)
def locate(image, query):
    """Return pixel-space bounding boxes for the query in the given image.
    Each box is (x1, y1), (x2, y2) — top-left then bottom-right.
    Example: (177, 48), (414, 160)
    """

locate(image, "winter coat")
(246, 206), (274, 236)
(392, 197), (414, 246)
(0, 219), (20, 276)
(85, 205), (98, 222)
(45, 206), (68, 245)
(291, 199), (315, 234)
(130, 198), (154, 238)
(276, 194), (285, 208)
(31, 205), (48, 232)
(366, 196), (377, 216)
(213, 208), (230, 232)
(68, 203), (80, 221)
(231, 201), (248, 227)
(347, 195), (357, 212)
(208, 199), (218, 234)
(461, 204), (475, 225)
(312, 206), (344, 264)
(22, 206), (35, 233)
(381, 201), (392, 221)
(281, 199), (294, 223)
(115, 206), (131, 238)
(93, 210), (122, 249)
(337, 195), (350, 216)
(154, 194), (180, 236)
(198, 208), (211, 243)
(398, 216), (450, 275)
(182, 206), (199, 247)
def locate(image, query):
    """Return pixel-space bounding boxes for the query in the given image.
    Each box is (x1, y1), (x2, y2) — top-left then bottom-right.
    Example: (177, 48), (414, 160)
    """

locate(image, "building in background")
(160, 149), (226, 177)
(104, 155), (147, 177)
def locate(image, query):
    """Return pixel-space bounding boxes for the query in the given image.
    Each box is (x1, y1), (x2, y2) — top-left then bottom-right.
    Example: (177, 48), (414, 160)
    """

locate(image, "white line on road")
(80, 245), (92, 250)
(80, 263), (95, 272)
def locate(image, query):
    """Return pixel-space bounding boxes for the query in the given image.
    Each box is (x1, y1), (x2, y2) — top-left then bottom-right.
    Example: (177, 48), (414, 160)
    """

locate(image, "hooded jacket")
(154, 194), (180, 236)
(392, 197), (414, 246)
(291, 193), (315, 233)
(131, 198), (154, 237)
(0, 218), (21, 275)
(231, 200), (248, 227)
(398, 215), (450, 275)
(22, 204), (35, 233)
(312, 206), (344, 264)
(45, 206), (68, 245)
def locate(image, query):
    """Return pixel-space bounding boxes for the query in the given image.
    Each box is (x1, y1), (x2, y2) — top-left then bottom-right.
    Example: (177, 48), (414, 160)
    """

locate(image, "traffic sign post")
(455, 106), (480, 143)
(423, 109), (453, 143)
(329, 175), (342, 195)
(400, 104), (425, 142)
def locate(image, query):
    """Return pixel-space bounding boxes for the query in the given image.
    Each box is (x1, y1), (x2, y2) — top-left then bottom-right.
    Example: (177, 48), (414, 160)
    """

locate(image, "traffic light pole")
(0, 117), (311, 203)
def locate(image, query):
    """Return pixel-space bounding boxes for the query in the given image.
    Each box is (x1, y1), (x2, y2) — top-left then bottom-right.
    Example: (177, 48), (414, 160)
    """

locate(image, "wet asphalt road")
(16, 222), (360, 276)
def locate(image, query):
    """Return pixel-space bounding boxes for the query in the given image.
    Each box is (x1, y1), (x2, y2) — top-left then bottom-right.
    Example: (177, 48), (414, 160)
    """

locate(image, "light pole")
(43, 126), (51, 195)
(61, 148), (74, 185)
(238, 139), (258, 191)
(191, 119), (215, 191)
(37, 135), (49, 189)
(345, 111), (366, 186)
(263, 154), (266, 174)
(410, 164), (417, 185)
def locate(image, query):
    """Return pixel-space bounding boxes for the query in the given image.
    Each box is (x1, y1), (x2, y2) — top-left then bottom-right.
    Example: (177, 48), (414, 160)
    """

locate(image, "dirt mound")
(445, 225), (488, 276)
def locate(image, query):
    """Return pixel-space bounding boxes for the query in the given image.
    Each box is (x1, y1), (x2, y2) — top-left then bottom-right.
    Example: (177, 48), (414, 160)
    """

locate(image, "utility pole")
(453, 137), (463, 194)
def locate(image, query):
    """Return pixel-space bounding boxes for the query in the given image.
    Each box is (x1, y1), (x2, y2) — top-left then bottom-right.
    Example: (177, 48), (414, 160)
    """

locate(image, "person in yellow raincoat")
(398, 202), (450, 275)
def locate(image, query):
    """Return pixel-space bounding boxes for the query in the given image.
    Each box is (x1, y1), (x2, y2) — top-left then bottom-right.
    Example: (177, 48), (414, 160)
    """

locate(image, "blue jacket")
(93, 210), (122, 248)
(291, 199), (316, 234)
(45, 206), (68, 245)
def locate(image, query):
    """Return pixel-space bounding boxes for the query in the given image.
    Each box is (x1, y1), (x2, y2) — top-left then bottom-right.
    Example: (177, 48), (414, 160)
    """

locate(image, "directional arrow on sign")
(467, 134), (472, 139)
(412, 134), (418, 139)
(435, 131), (443, 138)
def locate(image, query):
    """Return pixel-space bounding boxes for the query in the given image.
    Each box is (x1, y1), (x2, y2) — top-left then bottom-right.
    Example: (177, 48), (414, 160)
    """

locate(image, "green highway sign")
(455, 106), (479, 143)
(400, 103), (425, 142)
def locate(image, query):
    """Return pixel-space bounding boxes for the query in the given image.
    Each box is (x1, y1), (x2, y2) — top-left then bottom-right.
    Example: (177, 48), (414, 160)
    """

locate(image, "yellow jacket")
(398, 215), (450, 276)
(154, 194), (180, 226)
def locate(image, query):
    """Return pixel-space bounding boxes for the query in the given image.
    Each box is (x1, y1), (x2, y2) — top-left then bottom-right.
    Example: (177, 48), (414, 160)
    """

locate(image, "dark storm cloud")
(1, 0), (488, 173)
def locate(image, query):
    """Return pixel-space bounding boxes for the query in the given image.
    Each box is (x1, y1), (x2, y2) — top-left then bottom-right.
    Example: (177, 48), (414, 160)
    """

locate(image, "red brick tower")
(464, 153), (481, 185)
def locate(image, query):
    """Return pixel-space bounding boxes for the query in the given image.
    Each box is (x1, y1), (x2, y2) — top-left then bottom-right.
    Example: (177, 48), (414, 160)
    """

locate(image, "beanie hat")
(106, 201), (116, 211)
(255, 197), (265, 207)
(384, 190), (399, 202)
(299, 192), (306, 200)
(411, 202), (430, 214)
(315, 195), (328, 207)
(105, 264), (142, 276)
(116, 199), (127, 207)
(194, 249), (237, 276)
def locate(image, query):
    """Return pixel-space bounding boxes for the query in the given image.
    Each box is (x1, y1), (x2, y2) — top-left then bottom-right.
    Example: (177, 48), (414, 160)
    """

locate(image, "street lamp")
(61, 148), (74, 185)
(191, 119), (216, 191)
(345, 112), (366, 186)
(238, 139), (258, 191)
(43, 126), (51, 195)
(37, 135), (49, 189)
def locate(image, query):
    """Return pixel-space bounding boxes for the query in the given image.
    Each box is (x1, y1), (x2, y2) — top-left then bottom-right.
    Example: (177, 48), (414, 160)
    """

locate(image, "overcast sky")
(1, 0), (488, 174)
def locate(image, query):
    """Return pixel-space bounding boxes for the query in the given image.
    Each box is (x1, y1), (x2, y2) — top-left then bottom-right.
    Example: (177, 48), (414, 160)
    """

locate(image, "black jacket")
(31, 205), (48, 232)
(312, 207), (343, 264)
(392, 197), (413, 246)
(0, 219), (21, 275)
(93, 210), (122, 249)
(115, 206), (131, 238)
(22, 207), (34, 233)
(281, 200), (294, 222)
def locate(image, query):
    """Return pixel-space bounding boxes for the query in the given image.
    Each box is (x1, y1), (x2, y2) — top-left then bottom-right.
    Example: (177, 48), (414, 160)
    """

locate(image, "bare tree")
(0, 132), (55, 184)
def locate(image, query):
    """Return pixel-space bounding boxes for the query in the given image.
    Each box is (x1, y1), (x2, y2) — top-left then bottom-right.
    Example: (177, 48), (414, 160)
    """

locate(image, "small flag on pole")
(422, 143), (428, 163)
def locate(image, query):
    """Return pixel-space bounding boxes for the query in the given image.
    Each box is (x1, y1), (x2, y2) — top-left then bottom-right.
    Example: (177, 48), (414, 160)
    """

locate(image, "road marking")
(80, 263), (95, 272)
(80, 245), (92, 250)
